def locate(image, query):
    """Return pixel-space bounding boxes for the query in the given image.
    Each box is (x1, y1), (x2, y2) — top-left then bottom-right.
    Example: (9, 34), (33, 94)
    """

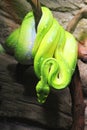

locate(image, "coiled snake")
(5, 7), (78, 103)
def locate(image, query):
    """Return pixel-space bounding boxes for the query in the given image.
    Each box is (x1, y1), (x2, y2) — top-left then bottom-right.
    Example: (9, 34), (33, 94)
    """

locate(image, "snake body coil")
(5, 7), (78, 103)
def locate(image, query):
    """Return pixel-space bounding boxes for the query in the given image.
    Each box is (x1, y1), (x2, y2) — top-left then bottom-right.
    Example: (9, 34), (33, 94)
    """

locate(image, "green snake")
(5, 7), (78, 103)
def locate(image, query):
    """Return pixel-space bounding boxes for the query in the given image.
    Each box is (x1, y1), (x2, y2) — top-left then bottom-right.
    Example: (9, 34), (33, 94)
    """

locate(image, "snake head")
(36, 80), (50, 103)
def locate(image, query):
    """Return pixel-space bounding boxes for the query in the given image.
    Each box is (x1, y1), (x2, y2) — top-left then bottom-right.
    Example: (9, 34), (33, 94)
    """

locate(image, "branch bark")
(28, 0), (42, 30)
(69, 66), (85, 130)
(66, 6), (87, 33)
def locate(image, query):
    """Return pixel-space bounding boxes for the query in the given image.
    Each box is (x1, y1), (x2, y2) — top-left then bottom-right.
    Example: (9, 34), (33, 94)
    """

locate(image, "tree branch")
(69, 66), (85, 130)
(27, 0), (42, 30)
(66, 6), (87, 33)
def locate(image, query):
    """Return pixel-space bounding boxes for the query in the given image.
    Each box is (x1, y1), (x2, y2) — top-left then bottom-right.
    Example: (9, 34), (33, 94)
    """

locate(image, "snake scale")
(5, 7), (78, 103)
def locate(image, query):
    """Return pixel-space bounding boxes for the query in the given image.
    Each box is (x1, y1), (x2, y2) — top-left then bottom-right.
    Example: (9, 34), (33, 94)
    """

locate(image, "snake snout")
(36, 80), (50, 103)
